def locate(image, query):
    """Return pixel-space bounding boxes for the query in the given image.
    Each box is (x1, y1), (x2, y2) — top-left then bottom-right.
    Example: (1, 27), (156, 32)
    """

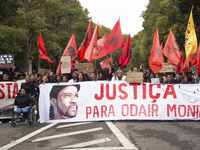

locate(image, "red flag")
(176, 50), (184, 73)
(118, 34), (131, 69)
(149, 27), (164, 74)
(91, 34), (107, 60)
(97, 19), (124, 59)
(162, 29), (181, 66)
(84, 23), (98, 62)
(197, 44), (200, 73)
(56, 33), (77, 75)
(37, 33), (55, 63)
(143, 64), (145, 72)
(160, 42), (163, 50)
(78, 19), (92, 62)
(100, 57), (114, 69)
(197, 43), (200, 66)
(183, 46), (198, 71)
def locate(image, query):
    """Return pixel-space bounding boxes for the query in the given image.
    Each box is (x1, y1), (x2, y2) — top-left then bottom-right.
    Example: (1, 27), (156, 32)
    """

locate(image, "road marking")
(59, 138), (111, 148)
(32, 127), (103, 142)
(58, 147), (134, 150)
(0, 123), (57, 150)
(57, 122), (91, 128)
(106, 121), (138, 150)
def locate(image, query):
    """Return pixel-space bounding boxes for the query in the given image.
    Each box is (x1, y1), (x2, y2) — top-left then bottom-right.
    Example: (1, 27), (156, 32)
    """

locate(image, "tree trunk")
(26, 33), (32, 75)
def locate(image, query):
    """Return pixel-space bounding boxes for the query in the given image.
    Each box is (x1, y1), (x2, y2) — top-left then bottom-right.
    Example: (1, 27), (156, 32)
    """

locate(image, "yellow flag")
(185, 6), (197, 59)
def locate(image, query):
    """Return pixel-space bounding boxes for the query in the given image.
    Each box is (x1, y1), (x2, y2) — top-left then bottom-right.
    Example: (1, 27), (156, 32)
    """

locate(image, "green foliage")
(0, 0), (91, 72)
(134, 0), (200, 71)
(3, 0), (200, 74)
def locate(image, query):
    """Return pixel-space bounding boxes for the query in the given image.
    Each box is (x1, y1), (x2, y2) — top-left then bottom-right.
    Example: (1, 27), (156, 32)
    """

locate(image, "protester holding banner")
(187, 71), (195, 84)
(62, 75), (69, 82)
(156, 73), (164, 84)
(148, 73), (155, 83)
(111, 67), (126, 81)
(170, 73), (178, 83)
(55, 75), (62, 82)
(89, 72), (96, 81)
(48, 76), (55, 83)
(77, 72), (87, 82)
(21, 76), (34, 97)
(177, 73), (183, 83)
(42, 76), (48, 84)
(68, 72), (78, 83)
(181, 76), (190, 84)
(97, 70), (108, 81)
(164, 74), (174, 84)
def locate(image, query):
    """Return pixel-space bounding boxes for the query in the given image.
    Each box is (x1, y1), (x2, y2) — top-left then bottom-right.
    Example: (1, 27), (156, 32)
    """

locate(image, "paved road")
(0, 120), (200, 150)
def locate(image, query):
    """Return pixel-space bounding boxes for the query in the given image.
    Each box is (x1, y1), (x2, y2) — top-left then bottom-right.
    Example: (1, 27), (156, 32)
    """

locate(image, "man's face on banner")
(57, 86), (79, 118)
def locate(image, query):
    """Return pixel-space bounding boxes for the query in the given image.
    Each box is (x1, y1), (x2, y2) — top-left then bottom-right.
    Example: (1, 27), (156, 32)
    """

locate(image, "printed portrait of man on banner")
(49, 84), (80, 120)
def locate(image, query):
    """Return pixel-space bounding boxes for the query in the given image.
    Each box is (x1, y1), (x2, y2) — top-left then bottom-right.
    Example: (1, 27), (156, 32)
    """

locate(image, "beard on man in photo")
(49, 84), (80, 120)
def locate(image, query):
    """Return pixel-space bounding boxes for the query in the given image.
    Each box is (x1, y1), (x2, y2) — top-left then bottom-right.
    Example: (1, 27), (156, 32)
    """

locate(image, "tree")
(137, 0), (200, 71)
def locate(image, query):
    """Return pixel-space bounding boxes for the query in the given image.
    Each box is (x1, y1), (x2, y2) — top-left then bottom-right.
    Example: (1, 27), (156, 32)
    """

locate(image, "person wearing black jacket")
(14, 88), (36, 114)
(21, 76), (34, 97)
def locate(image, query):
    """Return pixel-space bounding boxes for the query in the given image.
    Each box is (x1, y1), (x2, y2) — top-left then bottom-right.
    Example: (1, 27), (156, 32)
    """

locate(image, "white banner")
(0, 80), (25, 108)
(39, 81), (200, 123)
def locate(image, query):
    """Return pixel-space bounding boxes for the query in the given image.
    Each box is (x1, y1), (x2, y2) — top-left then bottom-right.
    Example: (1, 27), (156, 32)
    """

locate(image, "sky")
(78, 0), (149, 37)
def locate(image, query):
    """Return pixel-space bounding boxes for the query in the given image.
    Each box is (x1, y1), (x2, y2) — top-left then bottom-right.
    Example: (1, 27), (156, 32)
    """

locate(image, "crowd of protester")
(1, 65), (200, 119)
(1, 66), (200, 84)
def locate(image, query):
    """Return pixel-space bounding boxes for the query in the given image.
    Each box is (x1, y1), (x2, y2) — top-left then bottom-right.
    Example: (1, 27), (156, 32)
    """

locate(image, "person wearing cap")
(111, 67), (126, 81)
(49, 84), (80, 119)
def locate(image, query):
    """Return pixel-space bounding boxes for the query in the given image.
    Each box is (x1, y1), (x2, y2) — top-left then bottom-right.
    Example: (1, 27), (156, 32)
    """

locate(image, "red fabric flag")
(162, 29), (181, 66)
(91, 34), (107, 60)
(176, 50), (184, 73)
(118, 34), (131, 69)
(78, 19), (92, 62)
(160, 42), (163, 50)
(84, 23), (98, 62)
(143, 64), (145, 72)
(97, 19), (124, 59)
(56, 33), (77, 75)
(197, 44), (200, 74)
(37, 33), (55, 63)
(183, 46), (198, 71)
(149, 27), (164, 74)
(100, 57), (114, 69)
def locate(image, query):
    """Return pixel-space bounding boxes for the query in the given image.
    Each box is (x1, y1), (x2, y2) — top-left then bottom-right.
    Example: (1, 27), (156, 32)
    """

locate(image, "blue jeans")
(15, 106), (31, 113)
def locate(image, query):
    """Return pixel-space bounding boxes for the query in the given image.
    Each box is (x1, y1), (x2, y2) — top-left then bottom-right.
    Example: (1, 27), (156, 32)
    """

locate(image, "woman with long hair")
(78, 72), (87, 82)
(111, 67), (126, 81)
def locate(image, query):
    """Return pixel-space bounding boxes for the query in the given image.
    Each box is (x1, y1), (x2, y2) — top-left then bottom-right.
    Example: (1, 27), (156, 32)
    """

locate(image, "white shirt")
(68, 79), (77, 83)
(111, 75), (126, 81)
